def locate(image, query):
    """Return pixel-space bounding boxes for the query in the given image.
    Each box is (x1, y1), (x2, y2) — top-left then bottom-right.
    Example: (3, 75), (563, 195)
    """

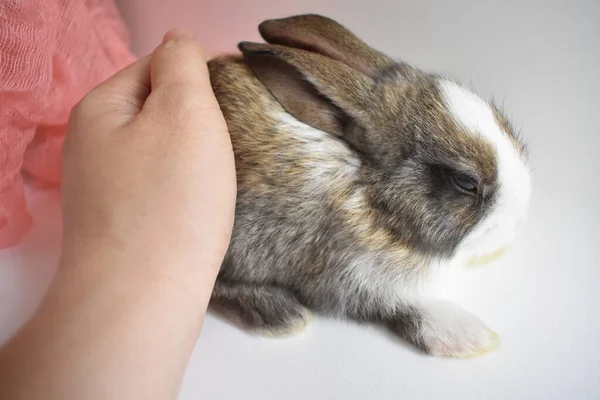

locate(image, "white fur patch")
(340, 251), (430, 313)
(415, 299), (500, 357)
(439, 80), (531, 260)
(276, 113), (429, 311)
(275, 113), (360, 191)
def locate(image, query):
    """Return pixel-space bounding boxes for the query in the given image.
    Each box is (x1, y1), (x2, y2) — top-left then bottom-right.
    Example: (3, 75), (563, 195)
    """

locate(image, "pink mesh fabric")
(0, 0), (135, 248)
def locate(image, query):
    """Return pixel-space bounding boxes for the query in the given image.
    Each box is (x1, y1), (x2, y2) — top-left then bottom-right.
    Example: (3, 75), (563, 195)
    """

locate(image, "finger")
(150, 30), (211, 93)
(146, 30), (228, 135)
(93, 54), (152, 102)
(68, 54), (152, 130)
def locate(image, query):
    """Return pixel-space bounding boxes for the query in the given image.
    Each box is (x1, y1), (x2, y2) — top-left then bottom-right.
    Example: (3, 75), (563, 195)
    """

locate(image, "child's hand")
(62, 30), (236, 291)
(0, 31), (236, 400)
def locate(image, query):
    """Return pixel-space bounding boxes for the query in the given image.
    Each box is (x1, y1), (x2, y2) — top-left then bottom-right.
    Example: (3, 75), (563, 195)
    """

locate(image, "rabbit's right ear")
(239, 42), (375, 141)
(258, 14), (394, 78)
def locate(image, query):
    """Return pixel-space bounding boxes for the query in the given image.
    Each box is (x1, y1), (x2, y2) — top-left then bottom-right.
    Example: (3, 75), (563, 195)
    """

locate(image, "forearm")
(0, 242), (220, 400)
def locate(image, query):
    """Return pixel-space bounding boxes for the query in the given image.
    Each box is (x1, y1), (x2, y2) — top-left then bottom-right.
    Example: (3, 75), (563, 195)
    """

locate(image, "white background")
(1, 1), (599, 399)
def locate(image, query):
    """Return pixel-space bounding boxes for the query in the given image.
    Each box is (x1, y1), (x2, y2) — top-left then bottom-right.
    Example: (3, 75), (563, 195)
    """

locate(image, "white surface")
(2, 1), (600, 399)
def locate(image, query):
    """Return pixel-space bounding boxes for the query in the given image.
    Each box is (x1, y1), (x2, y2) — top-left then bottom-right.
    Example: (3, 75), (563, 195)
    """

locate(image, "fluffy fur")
(207, 14), (531, 357)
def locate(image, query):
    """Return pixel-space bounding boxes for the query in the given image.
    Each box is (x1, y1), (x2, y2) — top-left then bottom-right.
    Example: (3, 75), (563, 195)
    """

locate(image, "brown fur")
(206, 14), (528, 356)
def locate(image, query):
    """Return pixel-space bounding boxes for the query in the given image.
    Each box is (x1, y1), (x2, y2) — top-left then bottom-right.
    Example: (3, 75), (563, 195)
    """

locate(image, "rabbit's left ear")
(258, 14), (394, 78)
(239, 41), (375, 141)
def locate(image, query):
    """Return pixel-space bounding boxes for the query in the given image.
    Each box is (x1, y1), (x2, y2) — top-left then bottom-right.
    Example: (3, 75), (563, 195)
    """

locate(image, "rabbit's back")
(208, 56), (365, 292)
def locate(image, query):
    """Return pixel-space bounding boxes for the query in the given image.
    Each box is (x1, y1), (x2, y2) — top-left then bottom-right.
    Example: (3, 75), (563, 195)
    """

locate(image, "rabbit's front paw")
(392, 299), (500, 358)
(211, 281), (311, 337)
(417, 300), (499, 357)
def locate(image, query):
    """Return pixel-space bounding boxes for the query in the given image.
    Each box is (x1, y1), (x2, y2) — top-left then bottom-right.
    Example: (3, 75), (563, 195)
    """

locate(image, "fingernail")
(162, 29), (196, 44)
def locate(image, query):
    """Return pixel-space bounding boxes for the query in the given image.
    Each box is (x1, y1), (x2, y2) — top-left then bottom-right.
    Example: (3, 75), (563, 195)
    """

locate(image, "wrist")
(57, 232), (224, 315)
(0, 241), (216, 400)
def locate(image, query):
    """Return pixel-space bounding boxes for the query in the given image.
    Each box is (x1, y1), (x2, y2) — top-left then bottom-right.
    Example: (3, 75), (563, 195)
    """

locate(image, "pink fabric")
(0, 0), (135, 248)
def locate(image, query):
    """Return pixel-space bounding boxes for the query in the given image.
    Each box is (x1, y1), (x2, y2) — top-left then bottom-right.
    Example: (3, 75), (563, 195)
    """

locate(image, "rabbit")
(207, 14), (531, 358)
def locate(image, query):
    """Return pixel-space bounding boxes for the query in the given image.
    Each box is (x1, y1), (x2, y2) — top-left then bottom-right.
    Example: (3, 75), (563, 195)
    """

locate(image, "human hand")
(61, 30), (236, 294)
(0, 30), (236, 400)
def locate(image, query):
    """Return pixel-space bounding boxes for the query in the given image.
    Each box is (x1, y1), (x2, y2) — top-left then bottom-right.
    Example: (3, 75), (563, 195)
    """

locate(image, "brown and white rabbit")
(207, 14), (531, 358)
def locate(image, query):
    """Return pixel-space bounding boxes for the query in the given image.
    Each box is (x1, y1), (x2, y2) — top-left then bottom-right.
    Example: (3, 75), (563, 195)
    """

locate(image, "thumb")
(147, 30), (227, 134)
(150, 30), (212, 95)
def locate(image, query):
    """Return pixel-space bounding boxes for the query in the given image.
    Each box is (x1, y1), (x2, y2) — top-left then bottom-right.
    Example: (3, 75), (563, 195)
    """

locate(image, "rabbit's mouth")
(466, 247), (507, 268)
(454, 218), (522, 267)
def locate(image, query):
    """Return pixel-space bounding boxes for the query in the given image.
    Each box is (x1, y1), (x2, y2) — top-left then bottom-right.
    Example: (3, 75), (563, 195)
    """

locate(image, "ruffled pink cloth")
(0, 0), (135, 248)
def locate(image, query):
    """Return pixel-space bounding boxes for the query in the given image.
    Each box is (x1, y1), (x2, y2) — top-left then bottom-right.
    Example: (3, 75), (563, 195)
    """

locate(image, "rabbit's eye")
(451, 173), (478, 195)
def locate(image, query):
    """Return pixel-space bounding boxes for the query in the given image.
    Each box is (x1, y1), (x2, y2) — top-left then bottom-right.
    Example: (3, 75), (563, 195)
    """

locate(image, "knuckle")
(70, 91), (99, 120)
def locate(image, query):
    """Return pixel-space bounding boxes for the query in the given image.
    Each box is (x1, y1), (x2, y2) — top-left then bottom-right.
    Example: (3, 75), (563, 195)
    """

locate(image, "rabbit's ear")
(258, 14), (394, 78)
(239, 42), (375, 139)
